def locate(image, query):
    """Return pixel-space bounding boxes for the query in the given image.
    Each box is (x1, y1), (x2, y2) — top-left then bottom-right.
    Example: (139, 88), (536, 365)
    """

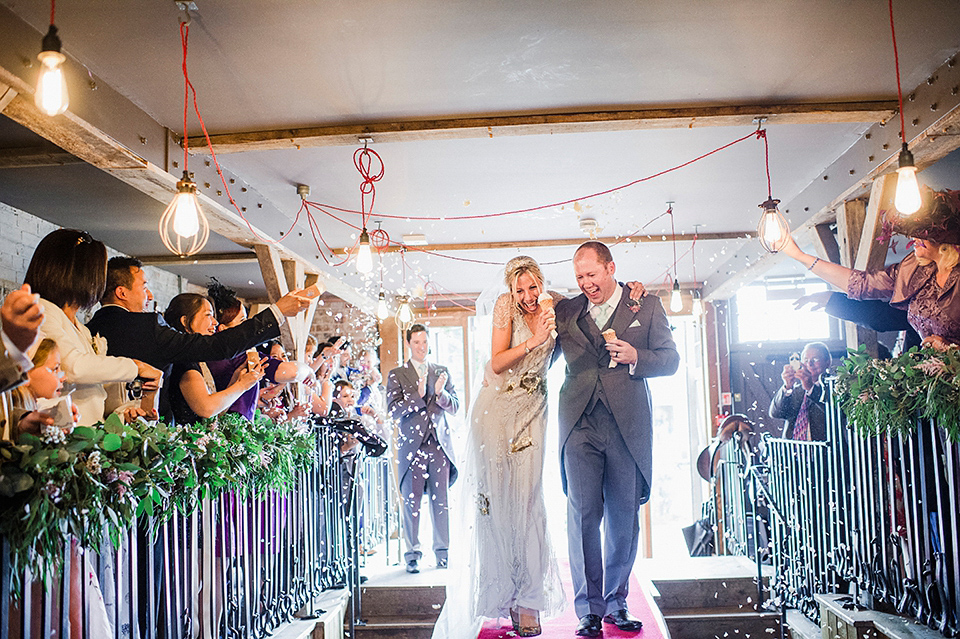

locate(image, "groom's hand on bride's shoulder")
(625, 281), (646, 310)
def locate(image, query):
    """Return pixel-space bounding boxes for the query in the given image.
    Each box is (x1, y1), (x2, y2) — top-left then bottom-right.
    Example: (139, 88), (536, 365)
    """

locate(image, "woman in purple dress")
(779, 188), (960, 350)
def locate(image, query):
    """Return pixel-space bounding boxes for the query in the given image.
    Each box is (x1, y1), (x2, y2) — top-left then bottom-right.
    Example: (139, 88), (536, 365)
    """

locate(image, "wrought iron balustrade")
(0, 423), (398, 639)
(712, 378), (960, 636)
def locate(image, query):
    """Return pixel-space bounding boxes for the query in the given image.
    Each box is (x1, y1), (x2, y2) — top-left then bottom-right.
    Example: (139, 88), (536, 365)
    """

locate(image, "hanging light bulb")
(397, 296), (413, 325)
(691, 289), (703, 317)
(35, 24), (68, 116)
(376, 291), (390, 320)
(159, 171), (209, 256)
(757, 198), (790, 253)
(356, 228), (373, 274)
(894, 143), (922, 215)
(670, 280), (683, 313)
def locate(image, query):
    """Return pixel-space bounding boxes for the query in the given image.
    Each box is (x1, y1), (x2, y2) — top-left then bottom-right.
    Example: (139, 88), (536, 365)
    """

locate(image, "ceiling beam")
(330, 231), (755, 255)
(0, 145), (86, 168)
(137, 252), (259, 266)
(190, 101), (898, 153)
(703, 52), (960, 301)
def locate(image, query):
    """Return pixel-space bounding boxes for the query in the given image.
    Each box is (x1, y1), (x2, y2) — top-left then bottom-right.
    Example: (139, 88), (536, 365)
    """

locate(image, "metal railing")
(0, 422), (401, 639)
(714, 379), (960, 635)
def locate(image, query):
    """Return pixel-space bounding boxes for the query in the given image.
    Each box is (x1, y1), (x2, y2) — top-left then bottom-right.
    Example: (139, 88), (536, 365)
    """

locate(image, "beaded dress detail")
(432, 292), (565, 638)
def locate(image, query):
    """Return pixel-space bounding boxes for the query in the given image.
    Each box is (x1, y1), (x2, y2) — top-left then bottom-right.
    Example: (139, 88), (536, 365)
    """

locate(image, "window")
(734, 279), (836, 343)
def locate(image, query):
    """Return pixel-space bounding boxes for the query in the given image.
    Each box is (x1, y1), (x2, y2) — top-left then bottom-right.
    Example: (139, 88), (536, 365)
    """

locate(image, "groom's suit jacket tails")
(554, 290), (679, 504)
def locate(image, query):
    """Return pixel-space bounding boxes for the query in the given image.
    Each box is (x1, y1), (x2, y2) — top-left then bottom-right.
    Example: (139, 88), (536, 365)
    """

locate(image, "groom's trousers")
(564, 401), (648, 618)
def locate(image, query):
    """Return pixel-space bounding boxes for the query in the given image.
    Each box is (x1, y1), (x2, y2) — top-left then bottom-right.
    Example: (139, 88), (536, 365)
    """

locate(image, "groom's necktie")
(591, 301), (612, 329)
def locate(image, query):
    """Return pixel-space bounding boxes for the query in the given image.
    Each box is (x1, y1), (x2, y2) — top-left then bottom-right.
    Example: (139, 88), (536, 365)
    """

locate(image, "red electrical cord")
(888, 0), (907, 143)
(176, 21), (768, 277)
(315, 128), (765, 223)
(49, 0), (55, 26)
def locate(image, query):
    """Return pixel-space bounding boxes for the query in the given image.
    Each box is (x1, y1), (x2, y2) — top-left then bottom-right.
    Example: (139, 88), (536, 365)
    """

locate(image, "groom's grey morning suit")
(555, 284), (679, 618)
(386, 360), (459, 565)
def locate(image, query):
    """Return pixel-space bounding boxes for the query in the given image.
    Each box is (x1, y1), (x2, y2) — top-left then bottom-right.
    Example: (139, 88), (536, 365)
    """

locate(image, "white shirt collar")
(587, 283), (623, 313)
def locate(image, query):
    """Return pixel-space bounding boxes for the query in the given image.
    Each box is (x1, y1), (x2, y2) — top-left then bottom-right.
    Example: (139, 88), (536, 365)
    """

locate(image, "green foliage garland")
(835, 345), (960, 441)
(0, 411), (315, 589)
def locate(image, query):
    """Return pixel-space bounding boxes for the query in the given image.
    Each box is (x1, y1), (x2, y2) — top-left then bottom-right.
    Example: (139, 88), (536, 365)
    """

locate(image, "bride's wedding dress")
(432, 292), (565, 639)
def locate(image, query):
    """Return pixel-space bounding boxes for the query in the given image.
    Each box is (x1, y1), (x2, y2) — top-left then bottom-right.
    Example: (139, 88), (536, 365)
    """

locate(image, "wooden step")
(357, 584), (445, 620)
(661, 610), (781, 639)
(645, 555), (771, 611)
(352, 617), (436, 639)
(784, 608), (822, 639)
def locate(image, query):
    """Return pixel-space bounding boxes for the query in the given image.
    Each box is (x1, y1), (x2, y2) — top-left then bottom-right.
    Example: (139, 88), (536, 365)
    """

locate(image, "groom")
(555, 241), (680, 637)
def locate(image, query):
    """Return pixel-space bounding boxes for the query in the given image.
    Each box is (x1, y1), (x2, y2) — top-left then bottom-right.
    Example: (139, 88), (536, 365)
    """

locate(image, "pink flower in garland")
(915, 357), (947, 377)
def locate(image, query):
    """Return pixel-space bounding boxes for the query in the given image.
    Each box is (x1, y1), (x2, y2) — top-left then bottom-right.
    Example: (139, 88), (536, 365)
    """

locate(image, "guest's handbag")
(682, 518), (715, 557)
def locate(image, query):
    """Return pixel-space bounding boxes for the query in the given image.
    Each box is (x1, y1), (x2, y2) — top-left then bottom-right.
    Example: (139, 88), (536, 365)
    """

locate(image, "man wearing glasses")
(769, 342), (832, 442)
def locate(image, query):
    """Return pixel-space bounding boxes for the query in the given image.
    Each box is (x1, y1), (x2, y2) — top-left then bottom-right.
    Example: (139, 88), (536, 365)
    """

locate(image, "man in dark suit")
(768, 341), (831, 441)
(554, 241), (679, 637)
(86, 256), (310, 424)
(386, 323), (459, 574)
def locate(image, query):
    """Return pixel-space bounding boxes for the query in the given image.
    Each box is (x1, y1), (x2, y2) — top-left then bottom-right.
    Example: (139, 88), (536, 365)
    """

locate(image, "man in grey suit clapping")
(554, 242), (680, 637)
(387, 323), (459, 574)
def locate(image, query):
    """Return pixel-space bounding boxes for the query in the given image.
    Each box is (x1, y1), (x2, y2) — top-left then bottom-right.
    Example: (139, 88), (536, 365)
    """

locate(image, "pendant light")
(670, 279), (683, 313)
(667, 202), (683, 313)
(888, 0), (922, 215)
(35, 1), (68, 116)
(691, 289), (704, 317)
(356, 228), (373, 274)
(159, 13), (209, 256)
(757, 198), (789, 253)
(690, 225), (703, 316)
(376, 291), (390, 320)
(159, 171), (209, 256)
(396, 296), (414, 325)
(894, 145), (921, 214)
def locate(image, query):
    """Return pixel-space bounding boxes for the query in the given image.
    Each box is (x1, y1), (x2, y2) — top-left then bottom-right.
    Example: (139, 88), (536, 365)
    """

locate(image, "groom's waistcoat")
(554, 290), (680, 499)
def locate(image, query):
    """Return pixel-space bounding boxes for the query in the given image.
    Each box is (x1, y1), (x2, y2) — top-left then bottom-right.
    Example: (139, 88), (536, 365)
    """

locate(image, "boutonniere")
(91, 334), (107, 355)
(625, 298), (643, 313)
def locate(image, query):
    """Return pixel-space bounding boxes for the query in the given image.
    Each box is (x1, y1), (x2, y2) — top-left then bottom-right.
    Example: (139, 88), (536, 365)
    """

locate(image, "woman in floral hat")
(778, 188), (960, 349)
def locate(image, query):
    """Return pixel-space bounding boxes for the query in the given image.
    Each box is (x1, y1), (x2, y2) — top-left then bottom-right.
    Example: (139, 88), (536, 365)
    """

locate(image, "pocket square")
(628, 319), (642, 329)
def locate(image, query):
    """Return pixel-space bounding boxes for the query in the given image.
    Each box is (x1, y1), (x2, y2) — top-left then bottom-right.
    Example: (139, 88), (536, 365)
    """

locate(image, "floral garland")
(0, 411), (315, 589)
(834, 345), (960, 441)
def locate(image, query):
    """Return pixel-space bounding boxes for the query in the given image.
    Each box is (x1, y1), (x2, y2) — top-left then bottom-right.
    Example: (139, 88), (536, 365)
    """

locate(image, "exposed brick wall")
(310, 293), (379, 352)
(0, 201), (195, 320)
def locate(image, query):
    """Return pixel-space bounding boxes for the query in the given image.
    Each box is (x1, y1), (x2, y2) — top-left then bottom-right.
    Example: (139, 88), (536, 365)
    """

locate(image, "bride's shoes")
(510, 606), (541, 637)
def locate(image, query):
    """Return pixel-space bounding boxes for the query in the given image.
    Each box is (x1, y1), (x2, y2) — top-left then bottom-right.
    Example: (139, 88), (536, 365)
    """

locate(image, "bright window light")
(735, 280), (833, 343)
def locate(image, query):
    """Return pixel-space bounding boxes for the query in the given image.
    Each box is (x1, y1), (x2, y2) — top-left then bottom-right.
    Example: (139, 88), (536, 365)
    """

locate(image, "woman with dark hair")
(163, 293), (265, 425)
(25, 229), (161, 426)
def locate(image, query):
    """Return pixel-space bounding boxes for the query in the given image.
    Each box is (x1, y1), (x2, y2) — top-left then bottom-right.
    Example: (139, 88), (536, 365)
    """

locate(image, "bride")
(433, 256), (642, 638)
(433, 255), (563, 638)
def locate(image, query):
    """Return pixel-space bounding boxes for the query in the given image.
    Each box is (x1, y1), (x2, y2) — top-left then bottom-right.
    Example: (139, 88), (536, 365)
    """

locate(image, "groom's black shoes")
(405, 560), (419, 574)
(575, 614), (603, 637)
(603, 609), (643, 632)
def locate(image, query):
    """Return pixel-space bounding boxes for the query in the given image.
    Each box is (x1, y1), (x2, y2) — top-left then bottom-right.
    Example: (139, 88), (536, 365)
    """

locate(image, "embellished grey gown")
(432, 292), (565, 639)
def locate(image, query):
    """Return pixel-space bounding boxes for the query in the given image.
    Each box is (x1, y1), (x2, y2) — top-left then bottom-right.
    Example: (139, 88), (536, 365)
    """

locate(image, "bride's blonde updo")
(504, 256), (545, 312)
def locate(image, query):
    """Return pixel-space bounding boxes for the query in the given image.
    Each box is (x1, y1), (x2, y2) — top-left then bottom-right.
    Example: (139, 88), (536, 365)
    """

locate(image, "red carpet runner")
(476, 562), (665, 639)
